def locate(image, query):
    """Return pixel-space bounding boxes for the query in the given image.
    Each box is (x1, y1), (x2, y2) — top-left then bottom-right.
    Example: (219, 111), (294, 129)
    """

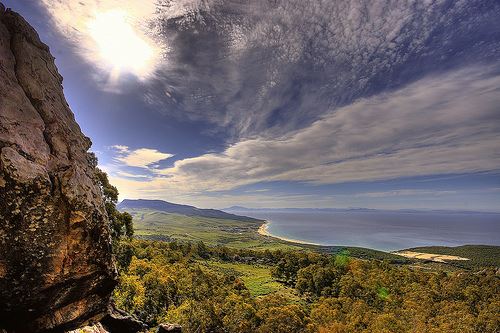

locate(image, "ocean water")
(233, 210), (500, 251)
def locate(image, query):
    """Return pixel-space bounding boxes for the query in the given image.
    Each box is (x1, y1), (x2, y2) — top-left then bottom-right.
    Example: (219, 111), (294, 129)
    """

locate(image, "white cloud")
(102, 175), (500, 210)
(38, 1), (498, 209)
(115, 171), (151, 179)
(112, 146), (174, 168)
(111, 145), (130, 153)
(40, 0), (498, 136)
(140, 0), (498, 137)
(107, 66), (500, 200)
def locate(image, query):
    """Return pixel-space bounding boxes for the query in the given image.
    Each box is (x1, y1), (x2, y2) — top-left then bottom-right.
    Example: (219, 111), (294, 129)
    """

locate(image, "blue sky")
(6, 0), (500, 210)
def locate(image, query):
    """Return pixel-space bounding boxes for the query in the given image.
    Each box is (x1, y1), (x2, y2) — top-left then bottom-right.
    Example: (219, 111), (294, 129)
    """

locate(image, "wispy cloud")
(107, 67), (500, 198)
(245, 189), (270, 193)
(42, 1), (500, 209)
(141, 0), (500, 137)
(115, 171), (151, 179)
(39, 0), (220, 82)
(41, 1), (499, 136)
(155, 67), (500, 191)
(353, 190), (458, 198)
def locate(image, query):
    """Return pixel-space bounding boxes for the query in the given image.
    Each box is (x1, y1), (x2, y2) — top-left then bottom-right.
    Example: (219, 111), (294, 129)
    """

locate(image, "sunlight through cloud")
(40, 0), (163, 84)
(88, 10), (158, 79)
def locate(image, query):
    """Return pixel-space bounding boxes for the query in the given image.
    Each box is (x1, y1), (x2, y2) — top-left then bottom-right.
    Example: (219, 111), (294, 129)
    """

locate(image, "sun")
(88, 10), (157, 78)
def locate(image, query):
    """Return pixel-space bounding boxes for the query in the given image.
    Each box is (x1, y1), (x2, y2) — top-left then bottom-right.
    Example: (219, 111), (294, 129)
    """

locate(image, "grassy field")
(130, 208), (300, 250)
(204, 260), (299, 298)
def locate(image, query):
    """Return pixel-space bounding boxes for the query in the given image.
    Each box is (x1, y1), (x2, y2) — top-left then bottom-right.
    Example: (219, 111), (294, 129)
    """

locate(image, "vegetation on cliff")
(93, 162), (134, 242)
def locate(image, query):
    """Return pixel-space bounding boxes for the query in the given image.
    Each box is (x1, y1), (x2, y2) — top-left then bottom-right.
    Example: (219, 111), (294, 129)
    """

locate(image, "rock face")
(0, 5), (116, 332)
(99, 304), (147, 333)
(157, 324), (182, 333)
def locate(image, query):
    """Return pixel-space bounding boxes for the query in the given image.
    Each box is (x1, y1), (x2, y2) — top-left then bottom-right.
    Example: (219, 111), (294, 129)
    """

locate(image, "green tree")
(257, 304), (308, 333)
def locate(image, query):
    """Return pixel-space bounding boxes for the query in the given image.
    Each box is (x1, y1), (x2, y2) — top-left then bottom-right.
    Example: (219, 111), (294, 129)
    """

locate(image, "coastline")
(257, 220), (322, 246)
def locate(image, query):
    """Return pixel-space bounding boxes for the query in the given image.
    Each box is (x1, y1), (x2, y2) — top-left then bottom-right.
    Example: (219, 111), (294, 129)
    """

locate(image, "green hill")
(118, 199), (262, 222)
(128, 208), (298, 250)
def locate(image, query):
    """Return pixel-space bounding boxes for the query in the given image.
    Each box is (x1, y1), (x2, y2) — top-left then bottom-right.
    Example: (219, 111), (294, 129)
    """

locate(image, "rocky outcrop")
(0, 5), (116, 332)
(99, 304), (147, 333)
(157, 324), (182, 333)
(67, 304), (147, 333)
(67, 323), (110, 333)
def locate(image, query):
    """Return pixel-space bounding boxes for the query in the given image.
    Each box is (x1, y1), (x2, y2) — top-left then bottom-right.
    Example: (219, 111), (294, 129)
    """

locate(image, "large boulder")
(0, 5), (116, 332)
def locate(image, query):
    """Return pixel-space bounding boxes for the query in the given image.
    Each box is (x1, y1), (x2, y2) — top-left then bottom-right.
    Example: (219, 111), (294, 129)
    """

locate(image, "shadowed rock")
(0, 5), (116, 332)
(100, 304), (147, 333)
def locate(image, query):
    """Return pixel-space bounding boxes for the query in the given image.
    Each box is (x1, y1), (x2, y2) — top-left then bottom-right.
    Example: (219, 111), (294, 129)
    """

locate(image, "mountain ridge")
(119, 199), (263, 223)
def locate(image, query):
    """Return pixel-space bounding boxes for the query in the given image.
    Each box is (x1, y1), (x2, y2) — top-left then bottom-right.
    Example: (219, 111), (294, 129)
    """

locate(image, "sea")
(230, 209), (500, 251)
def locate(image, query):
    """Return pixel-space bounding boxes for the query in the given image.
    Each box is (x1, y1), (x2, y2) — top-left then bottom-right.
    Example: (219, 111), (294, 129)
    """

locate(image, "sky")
(6, 0), (500, 210)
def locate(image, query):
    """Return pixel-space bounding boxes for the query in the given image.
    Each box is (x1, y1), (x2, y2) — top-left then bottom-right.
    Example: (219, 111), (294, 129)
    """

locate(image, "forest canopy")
(113, 239), (500, 333)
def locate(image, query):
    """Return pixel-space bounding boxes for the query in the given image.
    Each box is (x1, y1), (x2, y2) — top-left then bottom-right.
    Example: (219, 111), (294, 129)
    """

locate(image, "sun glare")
(88, 10), (157, 78)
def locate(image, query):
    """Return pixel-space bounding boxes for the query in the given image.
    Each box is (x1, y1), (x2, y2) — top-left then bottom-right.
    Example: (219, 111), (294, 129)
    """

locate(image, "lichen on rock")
(0, 4), (116, 332)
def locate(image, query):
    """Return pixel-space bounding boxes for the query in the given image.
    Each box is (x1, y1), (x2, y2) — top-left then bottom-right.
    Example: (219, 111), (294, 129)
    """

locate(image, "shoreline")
(257, 220), (323, 246)
(256, 221), (494, 254)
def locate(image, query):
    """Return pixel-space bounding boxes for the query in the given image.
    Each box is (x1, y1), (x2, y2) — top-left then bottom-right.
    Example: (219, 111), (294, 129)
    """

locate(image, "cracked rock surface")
(0, 5), (116, 332)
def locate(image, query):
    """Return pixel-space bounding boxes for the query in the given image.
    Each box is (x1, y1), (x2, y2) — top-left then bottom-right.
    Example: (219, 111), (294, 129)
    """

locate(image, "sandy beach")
(257, 221), (322, 246)
(393, 250), (470, 263)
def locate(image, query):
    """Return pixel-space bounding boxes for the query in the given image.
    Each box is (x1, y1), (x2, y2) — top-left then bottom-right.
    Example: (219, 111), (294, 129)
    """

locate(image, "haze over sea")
(228, 210), (500, 251)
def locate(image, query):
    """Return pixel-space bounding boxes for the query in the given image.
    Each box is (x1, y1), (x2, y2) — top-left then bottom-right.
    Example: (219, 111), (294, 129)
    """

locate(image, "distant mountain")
(118, 199), (263, 222)
(225, 206), (250, 211)
(224, 206), (500, 214)
(224, 206), (378, 213)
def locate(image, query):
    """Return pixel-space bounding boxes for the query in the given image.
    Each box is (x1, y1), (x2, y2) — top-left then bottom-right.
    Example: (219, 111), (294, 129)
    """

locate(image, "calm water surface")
(234, 210), (500, 251)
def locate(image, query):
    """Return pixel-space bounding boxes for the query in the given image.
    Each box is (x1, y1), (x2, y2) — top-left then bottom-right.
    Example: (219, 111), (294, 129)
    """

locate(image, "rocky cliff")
(0, 5), (117, 332)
